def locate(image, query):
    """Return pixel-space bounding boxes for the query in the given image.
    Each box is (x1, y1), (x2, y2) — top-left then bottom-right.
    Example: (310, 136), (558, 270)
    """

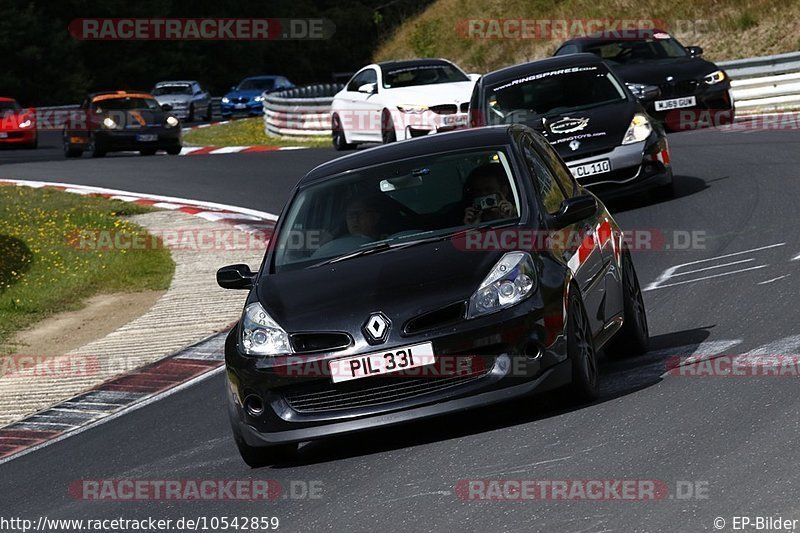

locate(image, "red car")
(0, 97), (37, 148)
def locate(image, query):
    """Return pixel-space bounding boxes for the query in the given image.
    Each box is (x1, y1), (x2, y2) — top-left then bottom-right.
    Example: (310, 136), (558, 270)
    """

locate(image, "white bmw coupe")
(331, 59), (478, 150)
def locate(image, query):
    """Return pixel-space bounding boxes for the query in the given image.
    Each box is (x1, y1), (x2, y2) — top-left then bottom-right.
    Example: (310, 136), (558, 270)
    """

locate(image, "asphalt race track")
(2, 128), (800, 532)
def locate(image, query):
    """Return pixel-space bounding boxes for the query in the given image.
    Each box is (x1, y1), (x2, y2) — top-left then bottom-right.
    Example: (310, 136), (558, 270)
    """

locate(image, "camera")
(474, 194), (499, 211)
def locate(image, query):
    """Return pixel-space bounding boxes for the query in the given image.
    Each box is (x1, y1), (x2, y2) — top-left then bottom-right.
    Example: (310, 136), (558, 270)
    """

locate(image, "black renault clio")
(218, 125), (649, 467)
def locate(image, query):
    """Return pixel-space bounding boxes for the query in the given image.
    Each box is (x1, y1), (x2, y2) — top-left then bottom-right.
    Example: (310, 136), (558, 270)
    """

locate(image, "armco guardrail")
(262, 84), (344, 137)
(720, 51), (800, 114)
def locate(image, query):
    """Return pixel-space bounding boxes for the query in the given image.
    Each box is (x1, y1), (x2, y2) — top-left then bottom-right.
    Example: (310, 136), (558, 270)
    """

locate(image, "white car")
(151, 80), (212, 122)
(331, 59), (478, 150)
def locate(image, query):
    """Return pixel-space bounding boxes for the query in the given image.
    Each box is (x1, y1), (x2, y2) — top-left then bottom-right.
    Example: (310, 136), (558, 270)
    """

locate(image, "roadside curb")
(0, 178), (277, 236)
(180, 145), (308, 156)
(0, 180), (275, 463)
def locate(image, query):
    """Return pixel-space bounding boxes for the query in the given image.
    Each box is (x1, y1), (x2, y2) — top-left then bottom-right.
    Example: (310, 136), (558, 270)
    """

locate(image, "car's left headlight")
(240, 302), (293, 356)
(102, 117), (117, 129)
(221, 96), (230, 103)
(254, 95), (264, 102)
(467, 252), (537, 319)
(703, 70), (727, 85)
(165, 116), (179, 128)
(18, 119), (32, 128)
(397, 104), (428, 114)
(622, 113), (653, 145)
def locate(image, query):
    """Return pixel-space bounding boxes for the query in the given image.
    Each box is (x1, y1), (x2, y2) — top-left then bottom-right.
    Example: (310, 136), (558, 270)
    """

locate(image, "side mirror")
(553, 194), (597, 228)
(358, 83), (377, 95)
(217, 264), (256, 290)
(639, 85), (661, 102)
(686, 46), (703, 57)
(160, 103), (173, 112)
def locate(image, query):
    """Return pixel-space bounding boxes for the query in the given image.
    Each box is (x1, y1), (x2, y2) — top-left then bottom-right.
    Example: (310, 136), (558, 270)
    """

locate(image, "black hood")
(256, 241), (505, 335)
(609, 57), (719, 85)
(537, 99), (637, 159)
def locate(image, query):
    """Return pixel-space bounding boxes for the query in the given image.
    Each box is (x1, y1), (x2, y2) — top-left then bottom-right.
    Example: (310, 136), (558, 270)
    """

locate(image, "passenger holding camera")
(463, 163), (517, 224)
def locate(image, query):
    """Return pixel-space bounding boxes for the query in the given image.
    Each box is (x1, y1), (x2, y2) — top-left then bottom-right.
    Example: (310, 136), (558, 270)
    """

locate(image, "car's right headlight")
(467, 252), (537, 319)
(397, 104), (428, 114)
(622, 113), (653, 145)
(102, 117), (117, 129)
(221, 97), (230, 103)
(240, 302), (293, 356)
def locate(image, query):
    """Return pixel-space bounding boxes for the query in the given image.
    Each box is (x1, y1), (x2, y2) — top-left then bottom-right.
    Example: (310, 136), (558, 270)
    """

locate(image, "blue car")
(220, 75), (294, 118)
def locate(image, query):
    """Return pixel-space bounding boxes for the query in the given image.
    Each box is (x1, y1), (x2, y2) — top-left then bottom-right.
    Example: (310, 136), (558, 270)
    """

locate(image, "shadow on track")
(264, 326), (715, 469)
(607, 175), (709, 213)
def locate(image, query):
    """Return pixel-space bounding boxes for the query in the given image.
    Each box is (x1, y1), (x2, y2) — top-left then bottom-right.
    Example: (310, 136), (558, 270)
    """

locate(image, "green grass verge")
(0, 185), (175, 349)
(376, 0), (800, 72)
(183, 117), (331, 148)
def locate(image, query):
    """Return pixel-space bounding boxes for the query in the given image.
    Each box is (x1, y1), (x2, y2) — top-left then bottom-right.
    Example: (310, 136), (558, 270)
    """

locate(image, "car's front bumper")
(68, 128), (181, 151)
(648, 83), (734, 129)
(0, 129), (37, 145)
(220, 102), (263, 116)
(563, 136), (672, 200)
(226, 300), (572, 445)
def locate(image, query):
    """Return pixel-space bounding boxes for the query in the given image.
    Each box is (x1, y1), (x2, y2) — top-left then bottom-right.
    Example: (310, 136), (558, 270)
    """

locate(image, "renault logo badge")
(363, 312), (391, 344)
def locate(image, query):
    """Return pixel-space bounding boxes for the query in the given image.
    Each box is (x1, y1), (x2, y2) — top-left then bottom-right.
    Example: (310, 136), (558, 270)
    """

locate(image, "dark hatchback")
(63, 91), (182, 158)
(470, 54), (673, 199)
(218, 125), (649, 467)
(555, 29), (734, 130)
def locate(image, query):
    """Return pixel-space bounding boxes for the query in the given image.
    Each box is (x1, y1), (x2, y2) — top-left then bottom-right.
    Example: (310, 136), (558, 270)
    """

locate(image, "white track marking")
(671, 259), (755, 278)
(745, 335), (800, 356)
(644, 243), (785, 291)
(646, 266), (768, 290)
(793, 253), (800, 261)
(758, 274), (790, 285)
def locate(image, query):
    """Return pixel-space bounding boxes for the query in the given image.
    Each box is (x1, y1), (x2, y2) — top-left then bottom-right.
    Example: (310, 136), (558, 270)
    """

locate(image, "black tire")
(166, 146), (182, 155)
(331, 113), (355, 151)
(188, 104), (195, 122)
(381, 109), (397, 144)
(204, 104), (212, 121)
(139, 148), (157, 156)
(227, 395), (297, 468)
(87, 134), (106, 158)
(566, 288), (600, 402)
(26, 135), (38, 149)
(606, 250), (649, 359)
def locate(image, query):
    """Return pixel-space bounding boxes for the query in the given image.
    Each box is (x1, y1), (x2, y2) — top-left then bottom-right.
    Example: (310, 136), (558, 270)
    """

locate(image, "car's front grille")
(283, 357), (491, 413)
(1, 132), (25, 139)
(429, 104), (458, 115)
(658, 80), (700, 98)
(561, 148), (614, 163)
(230, 97), (250, 104)
(404, 302), (466, 335)
(290, 332), (352, 353)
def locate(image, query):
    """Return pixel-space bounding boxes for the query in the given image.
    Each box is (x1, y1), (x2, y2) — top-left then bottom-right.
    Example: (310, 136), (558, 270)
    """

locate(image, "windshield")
(272, 148), (522, 272)
(238, 78), (275, 91)
(382, 64), (469, 89)
(486, 65), (627, 125)
(94, 97), (160, 111)
(583, 36), (688, 63)
(152, 85), (192, 96)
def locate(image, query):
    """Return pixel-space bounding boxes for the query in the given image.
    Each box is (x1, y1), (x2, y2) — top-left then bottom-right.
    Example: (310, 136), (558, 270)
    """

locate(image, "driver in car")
(463, 163), (517, 224)
(345, 198), (383, 240)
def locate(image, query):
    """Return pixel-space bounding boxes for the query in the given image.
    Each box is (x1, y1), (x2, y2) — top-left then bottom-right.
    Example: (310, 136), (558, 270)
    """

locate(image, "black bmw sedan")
(470, 54), (673, 199)
(63, 91), (182, 157)
(217, 125), (649, 467)
(554, 29), (734, 130)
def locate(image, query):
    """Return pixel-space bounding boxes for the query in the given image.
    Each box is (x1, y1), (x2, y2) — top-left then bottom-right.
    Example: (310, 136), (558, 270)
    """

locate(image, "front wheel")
(566, 289), (599, 402)
(381, 109), (397, 144)
(606, 250), (649, 359)
(87, 134), (106, 158)
(139, 148), (157, 156)
(166, 146), (182, 155)
(64, 142), (82, 158)
(331, 114), (355, 151)
(203, 104), (212, 121)
(188, 104), (195, 122)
